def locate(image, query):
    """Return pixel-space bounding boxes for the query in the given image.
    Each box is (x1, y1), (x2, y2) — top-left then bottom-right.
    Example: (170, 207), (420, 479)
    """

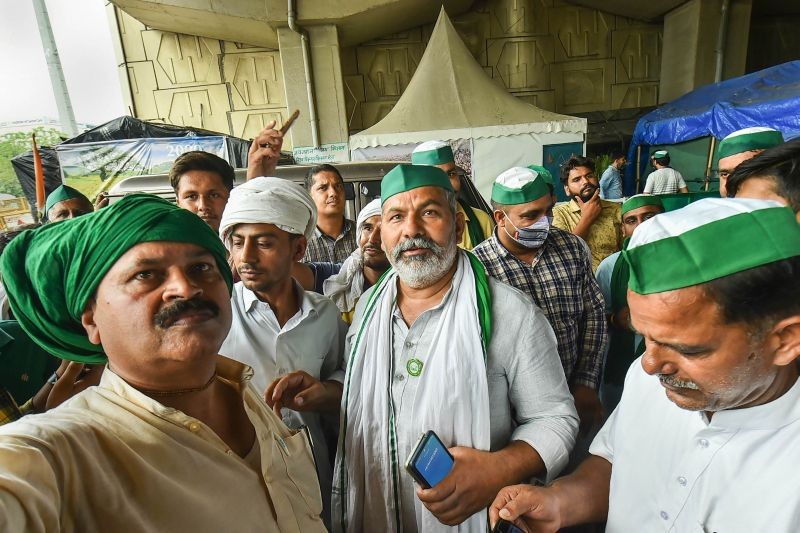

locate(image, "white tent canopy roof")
(349, 8), (586, 150)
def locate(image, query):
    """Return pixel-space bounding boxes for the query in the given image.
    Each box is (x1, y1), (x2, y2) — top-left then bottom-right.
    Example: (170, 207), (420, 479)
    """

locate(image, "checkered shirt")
(302, 218), (357, 264)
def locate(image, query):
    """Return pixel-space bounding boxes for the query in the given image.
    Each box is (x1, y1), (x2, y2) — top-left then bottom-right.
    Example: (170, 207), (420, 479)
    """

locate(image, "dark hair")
(0, 223), (41, 256)
(169, 151), (235, 192)
(304, 164), (343, 190)
(612, 151), (626, 161)
(702, 256), (800, 332)
(559, 156), (595, 185)
(653, 153), (671, 166)
(726, 137), (800, 212)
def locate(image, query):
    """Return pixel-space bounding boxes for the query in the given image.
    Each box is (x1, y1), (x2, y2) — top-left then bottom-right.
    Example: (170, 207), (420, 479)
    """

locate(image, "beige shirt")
(0, 356), (326, 533)
(552, 199), (622, 271)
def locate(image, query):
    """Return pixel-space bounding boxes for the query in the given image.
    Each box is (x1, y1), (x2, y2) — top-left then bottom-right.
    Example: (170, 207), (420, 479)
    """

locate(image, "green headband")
(1, 194), (233, 363)
(623, 204), (800, 295)
(381, 164), (454, 205)
(526, 165), (554, 186)
(717, 129), (784, 160)
(411, 145), (454, 165)
(621, 195), (664, 216)
(45, 184), (91, 216)
(491, 177), (549, 205)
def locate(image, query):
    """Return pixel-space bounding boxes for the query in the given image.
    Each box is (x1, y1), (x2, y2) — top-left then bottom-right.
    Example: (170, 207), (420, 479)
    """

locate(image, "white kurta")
(590, 358), (800, 532)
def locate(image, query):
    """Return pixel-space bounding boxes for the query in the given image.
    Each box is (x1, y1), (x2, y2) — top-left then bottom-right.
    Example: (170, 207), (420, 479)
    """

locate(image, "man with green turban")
(716, 126), (784, 197)
(44, 184), (94, 222)
(491, 197), (800, 532)
(325, 164), (577, 532)
(0, 194), (326, 532)
(411, 140), (494, 249)
(595, 194), (665, 411)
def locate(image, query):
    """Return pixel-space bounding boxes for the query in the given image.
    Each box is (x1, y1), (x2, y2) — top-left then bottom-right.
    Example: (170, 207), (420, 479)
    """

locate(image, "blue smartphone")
(404, 430), (454, 489)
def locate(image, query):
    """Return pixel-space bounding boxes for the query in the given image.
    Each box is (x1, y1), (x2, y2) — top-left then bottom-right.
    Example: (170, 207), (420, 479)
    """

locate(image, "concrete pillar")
(659, 0), (752, 103)
(278, 25), (350, 162)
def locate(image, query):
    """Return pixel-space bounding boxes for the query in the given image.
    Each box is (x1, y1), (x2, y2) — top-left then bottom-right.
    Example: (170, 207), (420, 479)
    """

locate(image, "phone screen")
(412, 433), (453, 487)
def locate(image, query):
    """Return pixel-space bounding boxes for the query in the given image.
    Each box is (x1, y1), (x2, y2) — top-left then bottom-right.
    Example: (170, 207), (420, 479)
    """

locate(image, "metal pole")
(32, 0), (78, 136)
(714, 0), (731, 83)
(288, 0), (320, 148)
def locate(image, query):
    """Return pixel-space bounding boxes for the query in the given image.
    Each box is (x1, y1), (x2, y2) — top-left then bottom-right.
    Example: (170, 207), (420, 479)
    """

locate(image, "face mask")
(503, 212), (551, 249)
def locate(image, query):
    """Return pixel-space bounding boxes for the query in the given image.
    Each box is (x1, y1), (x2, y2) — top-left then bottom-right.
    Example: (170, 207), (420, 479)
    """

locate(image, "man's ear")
(292, 236), (307, 262)
(768, 315), (800, 367)
(492, 209), (505, 226)
(80, 299), (102, 346)
(454, 209), (466, 243)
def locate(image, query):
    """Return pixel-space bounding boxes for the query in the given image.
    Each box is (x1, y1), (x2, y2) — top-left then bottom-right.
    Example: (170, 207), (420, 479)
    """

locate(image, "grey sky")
(0, 0), (125, 126)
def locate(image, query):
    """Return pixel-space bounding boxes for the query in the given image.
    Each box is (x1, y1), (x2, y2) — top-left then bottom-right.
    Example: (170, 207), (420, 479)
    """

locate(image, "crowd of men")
(0, 120), (797, 532)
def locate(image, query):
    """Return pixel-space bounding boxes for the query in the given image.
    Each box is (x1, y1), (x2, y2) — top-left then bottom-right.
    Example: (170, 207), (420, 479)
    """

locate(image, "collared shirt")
(473, 228), (608, 389)
(643, 167), (687, 194)
(590, 359), (800, 532)
(220, 280), (346, 521)
(349, 277), (578, 532)
(303, 218), (357, 264)
(599, 165), (623, 199)
(0, 357), (326, 533)
(457, 203), (495, 250)
(552, 199), (622, 271)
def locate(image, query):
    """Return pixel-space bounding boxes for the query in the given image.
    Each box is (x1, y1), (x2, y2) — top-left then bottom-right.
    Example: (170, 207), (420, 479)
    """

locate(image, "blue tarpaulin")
(626, 61), (800, 193)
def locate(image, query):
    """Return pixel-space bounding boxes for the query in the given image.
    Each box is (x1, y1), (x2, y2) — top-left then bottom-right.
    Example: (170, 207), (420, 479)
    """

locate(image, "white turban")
(219, 177), (317, 247)
(355, 198), (382, 236)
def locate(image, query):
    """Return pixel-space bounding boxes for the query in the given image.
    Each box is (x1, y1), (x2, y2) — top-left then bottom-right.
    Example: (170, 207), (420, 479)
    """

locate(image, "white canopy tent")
(349, 8), (587, 200)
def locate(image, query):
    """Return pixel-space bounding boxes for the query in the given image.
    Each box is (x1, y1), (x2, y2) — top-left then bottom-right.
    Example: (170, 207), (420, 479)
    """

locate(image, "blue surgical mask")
(502, 212), (551, 249)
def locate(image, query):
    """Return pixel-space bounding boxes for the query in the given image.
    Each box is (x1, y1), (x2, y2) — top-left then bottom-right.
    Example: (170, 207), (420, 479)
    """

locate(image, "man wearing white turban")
(218, 177), (347, 525)
(322, 198), (390, 323)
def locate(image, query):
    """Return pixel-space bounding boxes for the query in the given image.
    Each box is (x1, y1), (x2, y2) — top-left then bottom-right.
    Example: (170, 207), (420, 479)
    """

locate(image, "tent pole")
(635, 145), (642, 193)
(705, 137), (716, 192)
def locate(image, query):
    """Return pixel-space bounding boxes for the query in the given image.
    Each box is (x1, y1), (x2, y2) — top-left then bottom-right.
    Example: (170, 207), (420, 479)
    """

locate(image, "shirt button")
(677, 476), (687, 486)
(404, 341), (414, 348)
(699, 438), (709, 448)
(660, 511), (669, 520)
(187, 422), (201, 432)
(226, 449), (234, 455)
(278, 367), (287, 375)
(395, 373), (405, 382)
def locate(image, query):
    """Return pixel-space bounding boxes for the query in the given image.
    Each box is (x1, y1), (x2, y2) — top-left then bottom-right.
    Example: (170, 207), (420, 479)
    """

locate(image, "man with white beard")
(302, 164), (576, 531)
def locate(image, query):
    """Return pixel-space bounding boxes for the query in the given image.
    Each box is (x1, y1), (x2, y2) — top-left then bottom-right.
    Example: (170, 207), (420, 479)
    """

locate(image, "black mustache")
(154, 298), (220, 328)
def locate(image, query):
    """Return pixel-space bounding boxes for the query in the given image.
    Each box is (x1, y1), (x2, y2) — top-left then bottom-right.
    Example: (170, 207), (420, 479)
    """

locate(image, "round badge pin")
(406, 358), (424, 377)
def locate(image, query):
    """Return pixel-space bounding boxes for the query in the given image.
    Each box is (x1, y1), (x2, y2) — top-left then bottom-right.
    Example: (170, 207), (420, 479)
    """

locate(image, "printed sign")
(292, 142), (349, 164)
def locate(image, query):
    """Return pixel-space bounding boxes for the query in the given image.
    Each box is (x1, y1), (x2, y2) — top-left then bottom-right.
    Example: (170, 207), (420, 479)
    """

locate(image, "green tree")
(0, 127), (66, 197)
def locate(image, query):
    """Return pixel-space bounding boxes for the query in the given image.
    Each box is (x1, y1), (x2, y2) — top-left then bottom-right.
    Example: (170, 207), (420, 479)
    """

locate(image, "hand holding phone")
(404, 430), (454, 489)
(492, 519), (525, 533)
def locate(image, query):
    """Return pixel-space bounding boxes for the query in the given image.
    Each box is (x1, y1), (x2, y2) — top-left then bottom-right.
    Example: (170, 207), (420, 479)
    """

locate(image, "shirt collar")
(241, 280), (317, 321)
(98, 355), (254, 417)
(701, 373), (800, 431)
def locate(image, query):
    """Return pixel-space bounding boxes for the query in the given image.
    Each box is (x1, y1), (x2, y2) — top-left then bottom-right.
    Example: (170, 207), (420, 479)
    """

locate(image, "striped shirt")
(473, 228), (608, 389)
(303, 218), (357, 264)
(643, 167), (687, 194)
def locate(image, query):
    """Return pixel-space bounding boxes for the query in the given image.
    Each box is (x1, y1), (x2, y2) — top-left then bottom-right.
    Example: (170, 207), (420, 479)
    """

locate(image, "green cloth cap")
(621, 194), (665, 216)
(381, 164), (454, 205)
(491, 167), (550, 205)
(717, 127), (784, 161)
(45, 184), (91, 216)
(526, 164), (554, 186)
(622, 198), (800, 295)
(1, 193), (233, 363)
(411, 140), (454, 165)
(652, 150), (668, 159)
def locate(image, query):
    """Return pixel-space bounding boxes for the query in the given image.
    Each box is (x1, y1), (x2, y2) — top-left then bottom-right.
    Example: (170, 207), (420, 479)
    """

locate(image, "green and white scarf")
(333, 251), (492, 532)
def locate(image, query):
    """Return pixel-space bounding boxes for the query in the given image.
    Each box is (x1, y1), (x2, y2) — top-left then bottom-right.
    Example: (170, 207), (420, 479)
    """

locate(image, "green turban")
(45, 184), (91, 217)
(621, 194), (664, 216)
(1, 194), (232, 363)
(381, 164), (453, 205)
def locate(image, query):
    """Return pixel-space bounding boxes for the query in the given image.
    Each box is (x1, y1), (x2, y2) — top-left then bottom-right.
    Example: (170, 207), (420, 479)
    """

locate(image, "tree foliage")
(0, 127), (66, 197)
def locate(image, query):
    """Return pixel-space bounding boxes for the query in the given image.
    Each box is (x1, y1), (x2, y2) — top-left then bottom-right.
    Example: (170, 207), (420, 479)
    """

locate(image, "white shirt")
(220, 281), (347, 523)
(643, 167), (687, 194)
(590, 358), (800, 532)
(0, 357), (326, 533)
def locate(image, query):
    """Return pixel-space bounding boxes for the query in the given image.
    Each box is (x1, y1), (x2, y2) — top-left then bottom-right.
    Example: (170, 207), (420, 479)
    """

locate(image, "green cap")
(622, 198), (800, 295)
(491, 167), (550, 205)
(526, 164), (554, 186)
(717, 127), (784, 161)
(381, 164), (454, 205)
(621, 194), (665, 217)
(411, 140), (454, 165)
(45, 185), (91, 216)
(652, 150), (668, 159)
